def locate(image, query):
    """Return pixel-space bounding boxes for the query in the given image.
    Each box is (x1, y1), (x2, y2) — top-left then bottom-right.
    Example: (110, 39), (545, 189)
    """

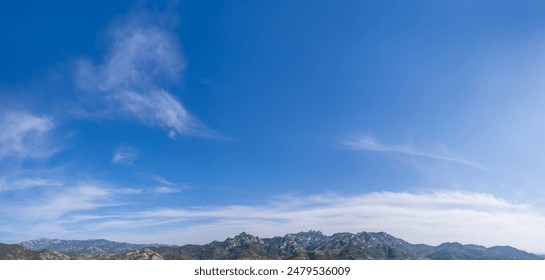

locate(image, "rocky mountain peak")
(120, 248), (163, 260)
(229, 232), (262, 244)
(279, 230), (327, 252)
(38, 249), (71, 260)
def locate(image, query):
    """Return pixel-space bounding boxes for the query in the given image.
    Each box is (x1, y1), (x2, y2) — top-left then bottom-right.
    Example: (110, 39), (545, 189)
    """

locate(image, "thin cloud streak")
(342, 135), (487, 170)
(152, 176), (174, 186)
(0, 177), (64, 193)
(151, 186), (183, 194)
(14, 185), (113, 222)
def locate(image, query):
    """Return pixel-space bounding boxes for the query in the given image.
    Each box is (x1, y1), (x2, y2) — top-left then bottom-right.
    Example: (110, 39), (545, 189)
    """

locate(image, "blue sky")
(2, 0), (545, 252)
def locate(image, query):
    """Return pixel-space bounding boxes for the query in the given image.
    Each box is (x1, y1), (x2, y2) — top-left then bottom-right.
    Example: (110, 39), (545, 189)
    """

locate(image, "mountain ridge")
(20, 238), (170, 257)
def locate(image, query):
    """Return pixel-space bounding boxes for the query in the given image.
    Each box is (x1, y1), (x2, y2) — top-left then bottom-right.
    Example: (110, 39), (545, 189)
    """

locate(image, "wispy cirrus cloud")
(0, 111), (57, 160)
(0, 180), (131, 239)
(152, 175), (174, 186)
(74, 11), (217, 139)
(150, 175), (189, 194)
(12, 185), (113, 222)
(0, 164), (68, 193)
(0, 177), (63, 193)
(342, 134), (486, 170)
(112, 145), (139, 166)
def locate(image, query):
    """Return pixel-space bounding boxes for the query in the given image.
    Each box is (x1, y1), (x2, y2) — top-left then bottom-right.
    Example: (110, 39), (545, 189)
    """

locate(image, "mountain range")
(20, 238), (159, 257)
(0, 231), (540, 260)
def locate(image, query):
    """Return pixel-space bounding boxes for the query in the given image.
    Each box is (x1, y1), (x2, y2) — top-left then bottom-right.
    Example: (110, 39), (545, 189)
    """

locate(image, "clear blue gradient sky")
(2, 0), (545, 252)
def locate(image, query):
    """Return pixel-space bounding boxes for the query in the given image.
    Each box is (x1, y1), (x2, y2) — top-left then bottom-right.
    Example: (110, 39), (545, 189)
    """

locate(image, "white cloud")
(112, 145), (139, 165)
(0, 111), (56, 160)
(74, 12), (216, 138)
(342, 134), (487, 170)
